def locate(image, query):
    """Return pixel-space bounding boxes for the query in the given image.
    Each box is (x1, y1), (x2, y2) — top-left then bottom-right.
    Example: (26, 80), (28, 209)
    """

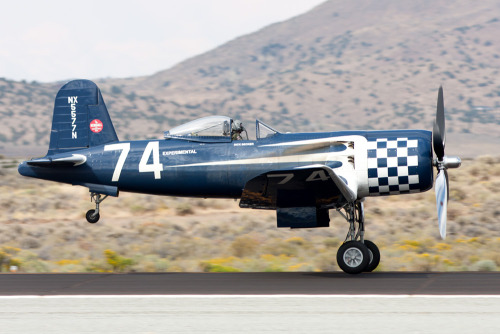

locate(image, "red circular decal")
(90, 119), (103, 133)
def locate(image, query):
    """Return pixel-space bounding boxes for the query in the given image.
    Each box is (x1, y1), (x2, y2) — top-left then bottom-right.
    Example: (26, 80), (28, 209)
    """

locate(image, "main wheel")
(363, 240), (380, 272)
(337, 241), (370, 274)
(86, 209), (100, 224)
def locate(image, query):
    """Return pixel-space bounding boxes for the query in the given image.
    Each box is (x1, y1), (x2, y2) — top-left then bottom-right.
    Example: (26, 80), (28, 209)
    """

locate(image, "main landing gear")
(85, 192), (108, 224)
(336, 201), (380, 274)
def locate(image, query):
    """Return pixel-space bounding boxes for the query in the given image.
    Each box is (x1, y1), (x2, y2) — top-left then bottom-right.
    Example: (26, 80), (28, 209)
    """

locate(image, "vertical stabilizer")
(47, 80), (118, 155)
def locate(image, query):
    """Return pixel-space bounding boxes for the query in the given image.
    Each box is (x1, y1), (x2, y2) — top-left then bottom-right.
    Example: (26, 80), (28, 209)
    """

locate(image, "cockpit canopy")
(164, 116), (232, 143)
(164, 116), (279, 143)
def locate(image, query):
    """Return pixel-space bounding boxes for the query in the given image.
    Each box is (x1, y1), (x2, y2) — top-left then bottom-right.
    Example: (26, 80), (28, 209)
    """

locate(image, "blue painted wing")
(239, 165), (356, 210)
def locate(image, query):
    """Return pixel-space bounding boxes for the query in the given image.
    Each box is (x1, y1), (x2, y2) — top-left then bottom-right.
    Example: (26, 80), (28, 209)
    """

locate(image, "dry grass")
(1, 156), (500, 272)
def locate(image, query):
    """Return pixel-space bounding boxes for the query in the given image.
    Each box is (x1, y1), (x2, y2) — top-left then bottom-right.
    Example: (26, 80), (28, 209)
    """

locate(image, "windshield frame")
(256, 119), (280, 140)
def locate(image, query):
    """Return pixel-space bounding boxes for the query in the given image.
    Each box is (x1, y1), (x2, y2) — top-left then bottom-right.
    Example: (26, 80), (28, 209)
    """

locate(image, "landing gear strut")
(336, 201), (380, 274)
(86, 192), (108, 224)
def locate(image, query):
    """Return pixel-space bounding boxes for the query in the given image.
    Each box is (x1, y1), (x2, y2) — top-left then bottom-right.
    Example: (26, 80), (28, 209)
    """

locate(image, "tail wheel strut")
(86, 193), (108, 224)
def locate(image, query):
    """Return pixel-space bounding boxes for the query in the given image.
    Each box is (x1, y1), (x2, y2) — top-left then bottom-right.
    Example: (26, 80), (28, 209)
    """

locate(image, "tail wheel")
(86, 192), (107, 224)
(363, 240), (380, 272)
(86, 209), (100, 224)
(337, 241), (369, 274)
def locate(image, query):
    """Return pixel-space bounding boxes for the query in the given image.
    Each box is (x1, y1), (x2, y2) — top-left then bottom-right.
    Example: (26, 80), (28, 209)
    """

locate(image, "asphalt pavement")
(1, 272), (500, 295)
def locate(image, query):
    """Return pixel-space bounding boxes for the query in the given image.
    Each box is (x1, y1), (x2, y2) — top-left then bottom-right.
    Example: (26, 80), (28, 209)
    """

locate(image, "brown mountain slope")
(1, 0), (500, 157)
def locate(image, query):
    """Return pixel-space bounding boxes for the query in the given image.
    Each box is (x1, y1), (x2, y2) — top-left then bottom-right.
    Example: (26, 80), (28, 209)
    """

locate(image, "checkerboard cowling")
(367, 137), (420, 196)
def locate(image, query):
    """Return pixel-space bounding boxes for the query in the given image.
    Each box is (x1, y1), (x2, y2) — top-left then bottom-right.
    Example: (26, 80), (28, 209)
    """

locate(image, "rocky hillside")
(1, 0), (500, 157)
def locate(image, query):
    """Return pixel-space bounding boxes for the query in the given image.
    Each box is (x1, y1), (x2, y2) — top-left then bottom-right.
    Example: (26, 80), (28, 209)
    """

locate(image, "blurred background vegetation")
(1, 155), (499, 273)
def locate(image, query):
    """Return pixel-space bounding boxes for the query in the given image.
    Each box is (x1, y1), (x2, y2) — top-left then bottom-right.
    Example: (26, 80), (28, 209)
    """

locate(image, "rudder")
(47, 80), (118, 155)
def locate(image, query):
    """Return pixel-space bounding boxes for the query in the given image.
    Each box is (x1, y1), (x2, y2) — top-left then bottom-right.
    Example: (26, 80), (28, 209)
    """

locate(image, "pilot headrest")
(232, 120), (243, 130)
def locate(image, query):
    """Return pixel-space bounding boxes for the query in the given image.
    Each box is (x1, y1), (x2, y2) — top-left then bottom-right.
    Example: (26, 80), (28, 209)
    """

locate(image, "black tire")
(363, 240), (380, 272)
(337, 241), (370, 274)
(86, 209), (100, 224)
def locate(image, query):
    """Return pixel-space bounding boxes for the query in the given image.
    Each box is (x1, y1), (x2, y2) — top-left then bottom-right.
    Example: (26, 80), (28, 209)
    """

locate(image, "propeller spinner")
(432, 86), (461, 239)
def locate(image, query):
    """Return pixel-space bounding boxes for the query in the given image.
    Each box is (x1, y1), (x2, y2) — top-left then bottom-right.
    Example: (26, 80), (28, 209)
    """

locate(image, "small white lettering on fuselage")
(162, 149), (197, 156)
(68, 96), (78, 139)
(234, 142), (254, 146)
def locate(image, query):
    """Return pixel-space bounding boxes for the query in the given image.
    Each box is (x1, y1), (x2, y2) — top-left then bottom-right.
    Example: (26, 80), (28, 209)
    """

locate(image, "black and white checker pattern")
(367, 137), (420, 195)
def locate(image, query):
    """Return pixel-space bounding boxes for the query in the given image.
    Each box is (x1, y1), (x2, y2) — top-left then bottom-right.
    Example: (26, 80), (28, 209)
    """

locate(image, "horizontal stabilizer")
(26, 154), (87, 167)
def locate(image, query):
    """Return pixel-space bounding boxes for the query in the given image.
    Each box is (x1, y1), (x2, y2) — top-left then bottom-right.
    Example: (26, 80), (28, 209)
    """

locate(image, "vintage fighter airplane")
(18, 79), (461, 274)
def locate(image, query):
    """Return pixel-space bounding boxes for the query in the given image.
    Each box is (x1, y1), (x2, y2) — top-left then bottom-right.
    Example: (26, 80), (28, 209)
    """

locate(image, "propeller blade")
(445, 168), (449, 202)
(435, 170), (448, 239)
(433, 86), (445, 160)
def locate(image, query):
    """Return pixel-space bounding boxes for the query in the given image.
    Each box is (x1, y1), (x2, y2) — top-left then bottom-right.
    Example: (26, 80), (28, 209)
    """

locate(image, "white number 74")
(104, 143), (130, 182)
(139, 141), (163, 179)
(104, 141), (163, 182)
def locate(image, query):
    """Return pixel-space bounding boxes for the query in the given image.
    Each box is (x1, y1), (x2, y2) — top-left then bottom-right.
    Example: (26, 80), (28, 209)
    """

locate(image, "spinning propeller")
(432, 87), (461, 239)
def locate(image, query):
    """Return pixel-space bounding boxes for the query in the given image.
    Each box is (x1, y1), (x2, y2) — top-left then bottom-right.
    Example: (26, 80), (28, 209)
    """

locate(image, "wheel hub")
(343, 247), (364, 268)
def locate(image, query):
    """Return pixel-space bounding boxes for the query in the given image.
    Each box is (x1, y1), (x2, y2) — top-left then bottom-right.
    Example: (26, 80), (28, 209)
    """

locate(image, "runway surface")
(1, 272), (499, 295)
(2, 295), (500, 334)
(2, 273), (500, 333)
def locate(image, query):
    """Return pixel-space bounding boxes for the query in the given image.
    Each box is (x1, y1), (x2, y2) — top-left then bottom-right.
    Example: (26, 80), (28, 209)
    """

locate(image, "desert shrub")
(152, 235), (172, 258)
(259, 254), (292, 272)
(200, 262), (240, 272)
(176, 203), (194, 216)
(20, 237), (41, 249)
(159, 237), (205, 260)
(54, 259), (85, 273)
(231, 236), (259, 257)
(472, 260), (497, 271)
(262, 239), (299, 257)
(18, 251), (48, 272)
(86, 261), (110, 273)
(407, 253), (442, 271)
(288, 263), (314, 271)
(0, 246), (22, 271)
(433, 243), (451, 251)
(313, 252), (338, 271)
(285, 236), (308, 247)
(200, 257), (240, 272)
(323, 237), (341, 249)
(104, 249), (134, 272)
(133, 254), (169, 272)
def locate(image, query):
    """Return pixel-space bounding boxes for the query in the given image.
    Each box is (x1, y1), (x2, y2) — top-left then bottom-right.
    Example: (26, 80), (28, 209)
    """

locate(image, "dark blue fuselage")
(18, 129), (433, 201)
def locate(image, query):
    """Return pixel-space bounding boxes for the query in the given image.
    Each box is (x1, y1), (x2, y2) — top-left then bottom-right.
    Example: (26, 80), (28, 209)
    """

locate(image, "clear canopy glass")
(164, 116), (280, 142)
(164, 116), (232, 142)
(256, 120), (279, 139)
